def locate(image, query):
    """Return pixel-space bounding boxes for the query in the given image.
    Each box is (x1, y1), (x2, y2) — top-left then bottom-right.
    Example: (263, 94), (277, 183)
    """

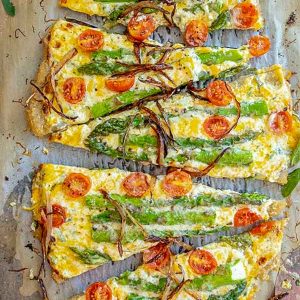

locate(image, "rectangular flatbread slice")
(72, 219), (286, 300)
(49, 65), (300, 183)
(59, 0), (263, 33)
(31, 164), (285, 280)
(27, 20), (255, 137)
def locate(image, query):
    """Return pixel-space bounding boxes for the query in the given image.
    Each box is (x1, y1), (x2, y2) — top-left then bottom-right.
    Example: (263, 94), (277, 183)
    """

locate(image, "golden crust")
(26, 34), (51, 137)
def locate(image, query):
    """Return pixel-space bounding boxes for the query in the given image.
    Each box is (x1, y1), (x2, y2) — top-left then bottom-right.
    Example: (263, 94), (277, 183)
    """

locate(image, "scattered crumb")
(9, 202), (16, 207)
(42, 147), (49, 155)
(281, 279), (292, 290)
(286, 12), (296, 26)
(29, 268), (35, 280)
(16, 142), (31, 157)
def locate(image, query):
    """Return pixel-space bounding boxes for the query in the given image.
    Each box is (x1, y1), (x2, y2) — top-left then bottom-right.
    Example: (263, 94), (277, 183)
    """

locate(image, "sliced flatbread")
(32, 164), (285, 280)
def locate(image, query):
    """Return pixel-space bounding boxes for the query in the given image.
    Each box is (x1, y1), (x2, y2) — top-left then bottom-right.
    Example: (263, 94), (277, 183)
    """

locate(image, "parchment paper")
(0, 0), (299, 299)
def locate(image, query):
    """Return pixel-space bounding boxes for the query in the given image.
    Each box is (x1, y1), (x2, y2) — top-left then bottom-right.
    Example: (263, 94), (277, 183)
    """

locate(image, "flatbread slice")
(27, 20), (255, 137)
(72, 219), (286, 300)
(49, 65), (300, 184)
(59, 0), (263, 35)
(31, 164), (285, 280)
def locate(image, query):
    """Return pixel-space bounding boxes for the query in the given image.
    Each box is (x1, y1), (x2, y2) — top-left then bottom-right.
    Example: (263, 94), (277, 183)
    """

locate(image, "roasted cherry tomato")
(62, 173), (91, 198)
(63, 77), (86, 104)
(188, 249), (218, 275)
(203, 116), (230, 140)
(162, 170), (193, 197)
(231, 3), (259, 29)
(128, 15), (156, 42)
(234, 208), (262, 227)
(40, 204), (66, 228)
(122, 172), (150, 197)
(251, 220), (275, 235)
(269, 111), (293, 134)
(85, 282), (112, 300)
(78, 29), (104, 51)
(249, 35), (271, 57)
(143, 243), (171, 270)
(184, 20), (209, 47)
(207, 80), (233, 106)
(105, 75), (135, 92)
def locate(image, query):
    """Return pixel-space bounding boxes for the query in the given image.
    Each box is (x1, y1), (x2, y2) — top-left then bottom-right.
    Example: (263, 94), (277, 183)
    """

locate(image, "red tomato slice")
(188, 249), (218, 275)
(249, 35), (271, 57)
(78, 29), (104, 51)
(207, 80), (233, 106)
(184, 20), (209, 47)
(143, 243), (171, 270)
(231, 2), (259, 29)
(162, 170), (193, 197)
(85, 282), (112, 300)
(203, 116), (230, 140)
(250, 221), (276, 235)
(234, 208), (262, 227)
(269, 111), (293, 134)
(128, 15), (156, 42)
(105, 75), (135, 92)
(40, 204), (66, 228)
(63, 77), (86, 104)
(122, 172), (150, 197)
(63, 173), (92, 198)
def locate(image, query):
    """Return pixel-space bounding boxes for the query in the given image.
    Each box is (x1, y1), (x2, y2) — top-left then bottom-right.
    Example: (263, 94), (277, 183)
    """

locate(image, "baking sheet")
(0, 0), (299, 299)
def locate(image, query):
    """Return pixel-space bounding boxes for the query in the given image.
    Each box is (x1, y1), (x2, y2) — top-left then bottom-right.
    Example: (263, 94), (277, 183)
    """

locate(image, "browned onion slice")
(30, 80), (78, 120)
(215, 83), (241, 140)
(119, 1), (170, 19)
(99, 189), (127, 257)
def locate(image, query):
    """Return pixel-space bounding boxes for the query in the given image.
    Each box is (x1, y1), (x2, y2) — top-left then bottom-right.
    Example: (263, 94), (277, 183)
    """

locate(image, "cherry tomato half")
(249, 35), (271, 57)
(40, 204), (66, 228)
(143, 243), (171, 270)
(203, 115), (230, 140)
(63, 77), (86, 104)
(105, 75), (135, 92)
(62, 173), (92, 198)
(234, 208), (262, 227)
(78, 29), (104, 52)
(184, 20), (209, 47)
(250, 220), (275, 235)
(85, 282), (112, 300)
(188, 249), (218, 275)
(207, 80), (233, 106)
(269, 111), (293, 134)
(162, 170), (193, 197)
(122, 172), (150, 197)
(128, 15), (156, 42)
(231, 2), (259, 29)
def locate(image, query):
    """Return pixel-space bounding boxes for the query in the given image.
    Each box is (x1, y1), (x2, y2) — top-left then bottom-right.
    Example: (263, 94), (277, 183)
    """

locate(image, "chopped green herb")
(291, 139), (300, 166)
(2, 0), (15, 16)
(281, 168), (300, 197)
